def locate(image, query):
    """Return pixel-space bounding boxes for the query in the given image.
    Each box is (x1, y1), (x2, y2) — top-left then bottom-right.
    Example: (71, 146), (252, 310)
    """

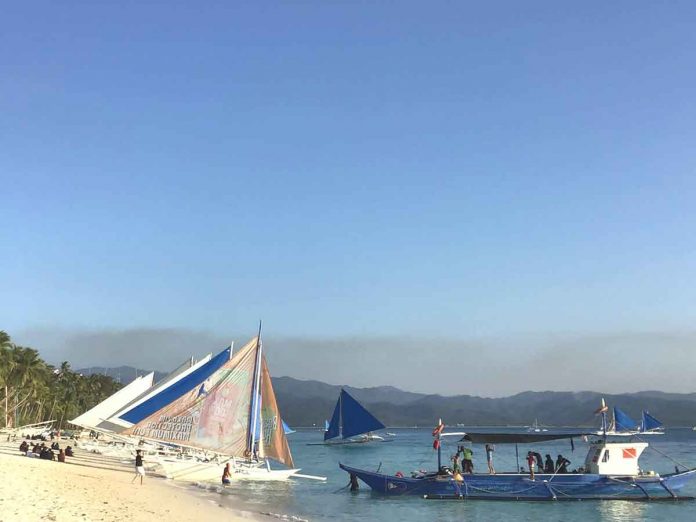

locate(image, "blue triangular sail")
(324, 397), (342, 440)
(282, 420), (295, 435)
(614, 407), (638, 432)
(339, 389), (385, 439)
(641, 411), (663, 432)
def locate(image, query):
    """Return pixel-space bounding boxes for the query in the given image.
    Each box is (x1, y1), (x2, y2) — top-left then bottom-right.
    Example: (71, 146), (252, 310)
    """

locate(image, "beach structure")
(311, 389), (389, 445)
(340, 402), (696, 500)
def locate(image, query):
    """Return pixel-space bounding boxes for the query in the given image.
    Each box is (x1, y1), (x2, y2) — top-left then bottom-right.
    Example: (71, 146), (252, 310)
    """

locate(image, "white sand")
(0, 442), (257, 522)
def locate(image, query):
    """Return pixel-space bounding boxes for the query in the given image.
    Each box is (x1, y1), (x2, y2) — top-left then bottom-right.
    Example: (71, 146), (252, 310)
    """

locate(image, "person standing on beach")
(132, 449), (145, 485)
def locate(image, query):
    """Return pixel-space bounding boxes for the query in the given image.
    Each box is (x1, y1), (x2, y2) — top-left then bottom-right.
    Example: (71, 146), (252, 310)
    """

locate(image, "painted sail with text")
(122, 338), (258, 456)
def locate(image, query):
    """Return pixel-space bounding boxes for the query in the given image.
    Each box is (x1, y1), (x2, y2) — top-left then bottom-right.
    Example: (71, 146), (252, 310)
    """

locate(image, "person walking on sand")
(132, 450), (145, 485)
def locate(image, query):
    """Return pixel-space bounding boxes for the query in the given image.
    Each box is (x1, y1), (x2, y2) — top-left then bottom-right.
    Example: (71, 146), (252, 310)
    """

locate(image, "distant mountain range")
(78, 366), (696, 427)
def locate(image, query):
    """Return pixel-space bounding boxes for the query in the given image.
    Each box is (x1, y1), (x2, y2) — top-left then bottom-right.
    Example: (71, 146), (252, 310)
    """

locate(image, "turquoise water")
(209, 428), (696, 521)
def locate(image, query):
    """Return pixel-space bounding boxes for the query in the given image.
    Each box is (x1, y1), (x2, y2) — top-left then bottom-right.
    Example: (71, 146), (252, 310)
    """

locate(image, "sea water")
(205, 428), (696, 521)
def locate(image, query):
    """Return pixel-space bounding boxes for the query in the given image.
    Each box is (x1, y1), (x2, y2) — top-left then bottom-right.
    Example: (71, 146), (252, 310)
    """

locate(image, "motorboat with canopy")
(340, 401), (696, 500)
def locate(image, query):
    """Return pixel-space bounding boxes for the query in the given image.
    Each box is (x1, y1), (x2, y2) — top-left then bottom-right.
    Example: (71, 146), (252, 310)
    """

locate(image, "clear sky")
(3, 2), (696, 394)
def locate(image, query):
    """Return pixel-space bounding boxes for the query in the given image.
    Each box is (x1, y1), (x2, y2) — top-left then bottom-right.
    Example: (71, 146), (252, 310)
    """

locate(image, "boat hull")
(157, 457), (300, 482)
(339, 464), (696, 500)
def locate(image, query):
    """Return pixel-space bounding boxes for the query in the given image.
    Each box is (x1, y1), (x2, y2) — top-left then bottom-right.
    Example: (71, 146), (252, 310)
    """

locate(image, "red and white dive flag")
(594, 398), (609, 415)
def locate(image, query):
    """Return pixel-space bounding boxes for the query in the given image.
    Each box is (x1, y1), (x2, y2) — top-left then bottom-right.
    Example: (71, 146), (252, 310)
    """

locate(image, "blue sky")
(3, 2), (696, 361)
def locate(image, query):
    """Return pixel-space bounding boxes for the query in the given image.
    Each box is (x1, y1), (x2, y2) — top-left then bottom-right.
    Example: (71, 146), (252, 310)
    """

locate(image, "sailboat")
(640, 410), (665, 434)
(310, 389), (390, 446)
(122, 334), (308, 482)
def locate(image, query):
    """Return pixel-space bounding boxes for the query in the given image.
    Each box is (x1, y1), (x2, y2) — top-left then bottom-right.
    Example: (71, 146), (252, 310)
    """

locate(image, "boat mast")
(339, 390), (343, 439)
(246, 321), (264, 457)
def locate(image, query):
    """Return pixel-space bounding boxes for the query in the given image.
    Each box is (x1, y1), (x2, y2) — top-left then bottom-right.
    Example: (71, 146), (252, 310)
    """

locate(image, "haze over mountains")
(78, 367), (696, 427)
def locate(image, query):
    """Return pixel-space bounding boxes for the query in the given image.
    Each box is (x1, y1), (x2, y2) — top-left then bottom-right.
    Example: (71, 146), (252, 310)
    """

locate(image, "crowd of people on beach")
(19, 439), (73, 462)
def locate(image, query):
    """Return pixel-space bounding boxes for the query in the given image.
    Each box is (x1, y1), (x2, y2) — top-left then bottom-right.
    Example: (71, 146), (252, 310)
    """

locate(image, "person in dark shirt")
(556, 454), (571, 473)
(132, 450), (145, 485)
(544, 454), (555, 473)
(65, 446), (74, 457)
(19, 441), (29, 453)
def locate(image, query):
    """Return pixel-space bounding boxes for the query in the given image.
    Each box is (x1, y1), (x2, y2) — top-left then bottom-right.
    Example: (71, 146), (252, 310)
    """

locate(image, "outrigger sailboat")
(310, 389), (391, 446)
(602, 406), (664, 437)
(340, 402), (696, 500)
(122, 334), (313, 481)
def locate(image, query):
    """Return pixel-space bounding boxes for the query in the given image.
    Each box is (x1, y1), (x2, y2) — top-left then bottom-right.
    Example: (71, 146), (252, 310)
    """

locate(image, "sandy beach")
(0, 441), (254, 522)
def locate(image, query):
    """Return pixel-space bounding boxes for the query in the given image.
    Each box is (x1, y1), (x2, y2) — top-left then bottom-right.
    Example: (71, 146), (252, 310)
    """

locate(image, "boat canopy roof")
(459, 428), (595, 444)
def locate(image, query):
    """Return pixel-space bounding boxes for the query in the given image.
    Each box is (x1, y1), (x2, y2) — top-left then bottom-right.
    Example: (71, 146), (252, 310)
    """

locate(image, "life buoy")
(395, 471), (404, 478)
(433, 439), (440, 450)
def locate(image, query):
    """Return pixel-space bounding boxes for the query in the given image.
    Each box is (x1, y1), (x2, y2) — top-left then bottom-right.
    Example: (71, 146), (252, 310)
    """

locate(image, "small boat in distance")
(309, 389), (392, 446)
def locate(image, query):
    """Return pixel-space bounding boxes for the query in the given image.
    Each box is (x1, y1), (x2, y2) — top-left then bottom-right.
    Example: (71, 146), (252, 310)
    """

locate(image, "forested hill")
(271, 377), (696, 428)
(73, 366), (696, 428)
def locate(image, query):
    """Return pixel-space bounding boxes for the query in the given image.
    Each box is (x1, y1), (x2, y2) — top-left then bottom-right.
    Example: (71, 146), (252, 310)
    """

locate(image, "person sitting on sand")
(65, 446), (74, 457)
(19, 441), (29, 453)
(58, 449), (66, 463)
(222, 463), (231, 485)
(131, 450), (145, 485)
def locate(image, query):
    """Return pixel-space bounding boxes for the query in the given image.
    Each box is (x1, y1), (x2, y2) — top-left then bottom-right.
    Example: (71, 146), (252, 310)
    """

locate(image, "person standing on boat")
(544, 454), (554, 473)
(533, 451), (544, 472)
(526, 452), (536, 480)
(451, 452), (461, 475)
(222, 463), (231, 485)
(556, 454), (571, 473)
(461, 446), (474, 473)
(485, 444), (495, 474)
(131, 449), (145, 485)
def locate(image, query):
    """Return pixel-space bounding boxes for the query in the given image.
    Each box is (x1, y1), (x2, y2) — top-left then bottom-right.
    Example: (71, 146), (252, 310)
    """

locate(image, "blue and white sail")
(116, 346), (232, 427)
(324, 389), (385, 441)
(640, 411), (664, 433)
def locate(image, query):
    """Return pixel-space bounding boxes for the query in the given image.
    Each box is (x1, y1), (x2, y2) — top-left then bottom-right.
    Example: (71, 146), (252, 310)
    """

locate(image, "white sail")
(70, 373), (154, 430)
